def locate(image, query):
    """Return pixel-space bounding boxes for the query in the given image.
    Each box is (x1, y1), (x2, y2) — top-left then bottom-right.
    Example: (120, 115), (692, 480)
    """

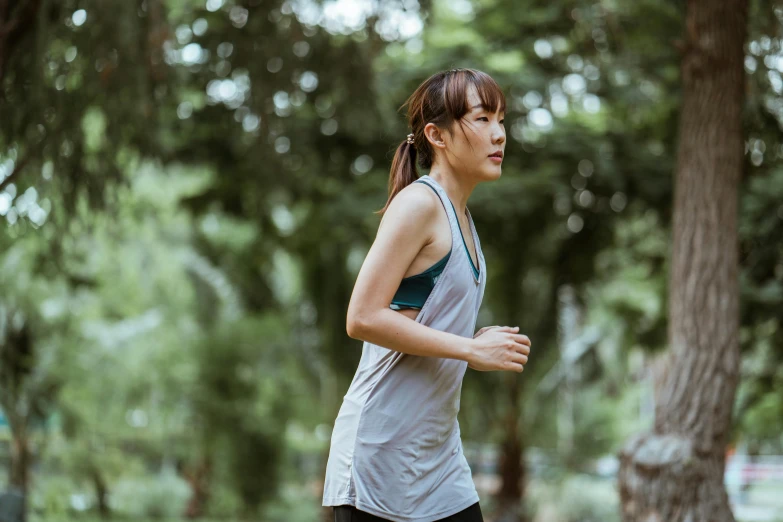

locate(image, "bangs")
(443, 69), (506, 121)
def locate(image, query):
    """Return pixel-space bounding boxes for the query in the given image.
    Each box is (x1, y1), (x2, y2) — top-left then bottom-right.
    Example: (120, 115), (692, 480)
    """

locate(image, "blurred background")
(0, 0), (782, 521)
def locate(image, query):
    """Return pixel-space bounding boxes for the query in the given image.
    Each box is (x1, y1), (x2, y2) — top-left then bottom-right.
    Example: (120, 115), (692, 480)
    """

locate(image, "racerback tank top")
(322, 174), (487, 522)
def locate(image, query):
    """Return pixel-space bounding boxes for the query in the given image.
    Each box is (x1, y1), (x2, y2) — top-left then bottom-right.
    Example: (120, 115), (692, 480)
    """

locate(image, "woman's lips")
(489, 156), (502, 163)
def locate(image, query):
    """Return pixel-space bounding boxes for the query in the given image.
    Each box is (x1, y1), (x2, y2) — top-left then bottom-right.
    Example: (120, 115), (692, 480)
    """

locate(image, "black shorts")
(334, 502), (483, 522)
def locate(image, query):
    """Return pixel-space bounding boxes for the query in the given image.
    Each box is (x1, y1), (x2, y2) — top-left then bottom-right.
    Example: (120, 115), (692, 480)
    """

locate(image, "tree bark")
(618, 1), (747, 521)
(182, 455), (212, 519)
(495, 375), (526, 522)
(6, 412), (29, 522)
(9, 421), (29, 492)
(0, 0), (42, 86)
(1, 312), (34, 522)
(492, 258), (532, 522)
(90, 466), (111, 519)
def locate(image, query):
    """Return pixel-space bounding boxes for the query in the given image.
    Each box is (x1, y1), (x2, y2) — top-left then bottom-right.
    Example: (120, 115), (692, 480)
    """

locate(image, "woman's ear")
(423, 122), (447, 150)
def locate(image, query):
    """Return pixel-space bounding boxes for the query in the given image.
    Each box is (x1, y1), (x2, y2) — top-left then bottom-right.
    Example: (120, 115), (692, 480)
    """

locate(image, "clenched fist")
(468, 326), (531, 373)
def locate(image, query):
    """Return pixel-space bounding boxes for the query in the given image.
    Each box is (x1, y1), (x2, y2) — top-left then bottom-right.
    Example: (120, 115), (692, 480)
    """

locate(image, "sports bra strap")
(414, 178), (439, 197)
(415, 177), (480, 280)
(414, 178), (454, 229)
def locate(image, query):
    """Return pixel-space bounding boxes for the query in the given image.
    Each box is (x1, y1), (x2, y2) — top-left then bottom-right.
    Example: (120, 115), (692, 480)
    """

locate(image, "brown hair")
(376, 68), (506, 215)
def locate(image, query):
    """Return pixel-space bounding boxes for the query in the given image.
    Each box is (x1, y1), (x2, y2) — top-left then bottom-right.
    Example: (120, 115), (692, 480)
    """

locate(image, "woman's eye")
(478, 117), (489, 121)
(500, 120), (505, 124)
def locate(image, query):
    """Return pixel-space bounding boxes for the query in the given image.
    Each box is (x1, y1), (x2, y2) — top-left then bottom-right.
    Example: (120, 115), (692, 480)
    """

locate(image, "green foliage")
(262, 483), (323, 522)
(29, 475), (73, 518)
(110, 473), (192, 519)
(2, 0), (783, 518)
(524, 474), (620, 522)
(552, 475), (621, 522)
(192, 315), (293, 514)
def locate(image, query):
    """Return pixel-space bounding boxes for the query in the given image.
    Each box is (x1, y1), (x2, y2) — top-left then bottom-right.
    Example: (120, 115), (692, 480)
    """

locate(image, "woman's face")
(438, 85), (506, 182)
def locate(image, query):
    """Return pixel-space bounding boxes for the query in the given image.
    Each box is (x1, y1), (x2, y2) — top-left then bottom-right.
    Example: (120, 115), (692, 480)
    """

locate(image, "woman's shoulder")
(385, 181), (441, 219)
(377, 182), (442, 240)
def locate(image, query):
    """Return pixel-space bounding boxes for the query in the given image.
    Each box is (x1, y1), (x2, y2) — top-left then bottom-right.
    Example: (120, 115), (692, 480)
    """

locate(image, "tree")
(0, 243), (71, 522)
(618, 1), (748, 520)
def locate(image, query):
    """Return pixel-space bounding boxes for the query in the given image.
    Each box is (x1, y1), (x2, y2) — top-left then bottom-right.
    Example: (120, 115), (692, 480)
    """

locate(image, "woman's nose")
(492, 123), (505, 143)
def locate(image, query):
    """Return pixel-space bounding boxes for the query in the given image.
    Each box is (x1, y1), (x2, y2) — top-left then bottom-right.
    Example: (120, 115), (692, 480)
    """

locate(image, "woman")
(322, 68), (532, 522)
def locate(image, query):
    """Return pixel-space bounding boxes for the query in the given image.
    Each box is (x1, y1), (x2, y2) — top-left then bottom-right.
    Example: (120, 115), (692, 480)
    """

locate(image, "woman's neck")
(427, 169), (476, 214)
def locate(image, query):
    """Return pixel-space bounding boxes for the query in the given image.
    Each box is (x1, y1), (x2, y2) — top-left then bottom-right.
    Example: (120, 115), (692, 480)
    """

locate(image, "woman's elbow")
(346, 308), (374, 340)
(346, 312), (364, 339)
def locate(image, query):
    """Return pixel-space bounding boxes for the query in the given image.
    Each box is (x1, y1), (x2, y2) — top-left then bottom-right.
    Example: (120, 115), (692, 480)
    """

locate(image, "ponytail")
(375, 137), (418, 215)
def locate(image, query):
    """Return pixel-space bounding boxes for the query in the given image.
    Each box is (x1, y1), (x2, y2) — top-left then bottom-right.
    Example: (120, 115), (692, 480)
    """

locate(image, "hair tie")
(406, 133), (414, 144)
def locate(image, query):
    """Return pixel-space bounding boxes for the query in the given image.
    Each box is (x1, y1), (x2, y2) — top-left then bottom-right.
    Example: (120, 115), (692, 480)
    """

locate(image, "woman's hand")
(467, 326), (531, 372)
(473, 325), (501, 338)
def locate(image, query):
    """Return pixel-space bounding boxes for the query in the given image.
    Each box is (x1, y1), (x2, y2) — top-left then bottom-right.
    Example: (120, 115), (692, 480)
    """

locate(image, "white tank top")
(322, 174), (487, 522)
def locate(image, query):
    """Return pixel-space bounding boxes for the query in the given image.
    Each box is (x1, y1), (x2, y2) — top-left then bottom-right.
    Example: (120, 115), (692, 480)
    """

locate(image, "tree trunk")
(182, 455), (212, 519)
(495, 375), (526, 522)
(8, 416), (29, 522)
(493, 261), (529, 522)
(9, 428), (29, 492)
(618, 1), (747, 521)
(90, 466), (111, 519)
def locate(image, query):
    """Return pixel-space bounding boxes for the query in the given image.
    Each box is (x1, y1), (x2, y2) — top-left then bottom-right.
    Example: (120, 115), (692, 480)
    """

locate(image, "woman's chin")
(482, 169), (502, 181)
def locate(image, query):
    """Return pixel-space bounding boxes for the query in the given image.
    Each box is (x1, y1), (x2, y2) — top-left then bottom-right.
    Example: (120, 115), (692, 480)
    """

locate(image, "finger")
(473, 326), (494, 338)
(509, 338), (530, 354)
(496, 326), (519, 333)
(512, 333), (531, 346)
(505, 361), (525, 373)
(512, 353), (528, 366)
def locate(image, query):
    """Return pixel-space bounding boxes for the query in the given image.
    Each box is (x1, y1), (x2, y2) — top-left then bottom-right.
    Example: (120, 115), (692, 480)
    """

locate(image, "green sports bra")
(389, 250), (451, 311)
(389, 180), (452, 311)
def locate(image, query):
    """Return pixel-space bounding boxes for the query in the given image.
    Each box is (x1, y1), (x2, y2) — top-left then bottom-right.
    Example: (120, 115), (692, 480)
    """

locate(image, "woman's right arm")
(345, 184), (530, 371)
